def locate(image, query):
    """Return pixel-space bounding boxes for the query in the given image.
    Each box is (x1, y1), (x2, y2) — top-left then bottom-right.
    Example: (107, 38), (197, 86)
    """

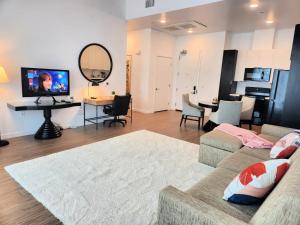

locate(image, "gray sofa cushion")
(200, 130), (243, 153)
(261, 124), (294, 139)
(199, 144), (233, 167)
(186, 168), (259, 223)
(239, 146), (270, 160)
(217, 152), (263, 173)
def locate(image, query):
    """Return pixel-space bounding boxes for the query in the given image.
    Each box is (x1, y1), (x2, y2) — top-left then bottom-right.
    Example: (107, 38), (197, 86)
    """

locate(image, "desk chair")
(103, 95), (131, 127)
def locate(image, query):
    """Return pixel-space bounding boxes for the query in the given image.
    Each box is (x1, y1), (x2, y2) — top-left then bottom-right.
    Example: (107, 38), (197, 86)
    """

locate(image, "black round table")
(198, 101), (219, 132)
(198, 101), (219, 112)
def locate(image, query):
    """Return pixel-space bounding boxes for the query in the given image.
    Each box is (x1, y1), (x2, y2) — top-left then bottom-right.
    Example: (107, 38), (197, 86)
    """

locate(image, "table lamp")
(0, 66), (9, 147)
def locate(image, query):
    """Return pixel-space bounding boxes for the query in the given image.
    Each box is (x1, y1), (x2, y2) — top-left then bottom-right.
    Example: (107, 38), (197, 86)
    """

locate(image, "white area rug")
(6, 130), (213, 225)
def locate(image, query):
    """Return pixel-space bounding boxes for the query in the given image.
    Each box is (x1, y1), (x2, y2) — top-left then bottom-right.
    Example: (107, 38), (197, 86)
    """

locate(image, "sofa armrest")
(158, 186), (248, 225)
(261, 124), (294, 138)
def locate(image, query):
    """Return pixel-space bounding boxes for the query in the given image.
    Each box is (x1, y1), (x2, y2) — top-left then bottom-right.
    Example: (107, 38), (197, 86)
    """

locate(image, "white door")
(154, 57), (173, 112)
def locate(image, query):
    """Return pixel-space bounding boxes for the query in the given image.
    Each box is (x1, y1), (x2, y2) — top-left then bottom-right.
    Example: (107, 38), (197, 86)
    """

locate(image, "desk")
(83, 96), (133, 129)
(7, 101), (81, 139)
(84, 96), (114, 106)
(198, 101), (219, 132)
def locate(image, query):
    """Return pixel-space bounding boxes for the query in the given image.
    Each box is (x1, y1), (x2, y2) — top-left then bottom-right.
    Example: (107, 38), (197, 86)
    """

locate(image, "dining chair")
(180, 94), (205, 130)
(240, 96), (256, 130)
(209, 100), (242, 126)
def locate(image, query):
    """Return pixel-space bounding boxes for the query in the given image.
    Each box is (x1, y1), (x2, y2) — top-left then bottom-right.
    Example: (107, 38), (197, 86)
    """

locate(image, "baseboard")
(2, 130), (36, 139)
(3, 123), (83, 139)
(132, 108), (154, 114)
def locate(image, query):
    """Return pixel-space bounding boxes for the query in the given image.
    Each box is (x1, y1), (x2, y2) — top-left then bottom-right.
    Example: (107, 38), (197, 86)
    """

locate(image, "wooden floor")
(0, 110), (260, 225)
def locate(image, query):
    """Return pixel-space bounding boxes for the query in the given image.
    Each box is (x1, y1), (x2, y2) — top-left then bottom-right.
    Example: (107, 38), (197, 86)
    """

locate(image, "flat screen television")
(21, 67), (70, 97)
(244, 68), (271, 82)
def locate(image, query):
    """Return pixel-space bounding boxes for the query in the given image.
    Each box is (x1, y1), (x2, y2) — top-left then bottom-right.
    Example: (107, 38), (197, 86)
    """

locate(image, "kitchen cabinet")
(272, 49), (291, 70)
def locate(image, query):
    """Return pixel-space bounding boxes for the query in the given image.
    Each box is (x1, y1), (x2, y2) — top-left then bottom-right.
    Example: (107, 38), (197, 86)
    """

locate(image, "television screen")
(21, 67), (70, 97)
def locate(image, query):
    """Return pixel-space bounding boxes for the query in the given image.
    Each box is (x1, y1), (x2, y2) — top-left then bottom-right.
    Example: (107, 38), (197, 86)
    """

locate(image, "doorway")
(126, 55), (132, 95)
(154, 56), (173, 112)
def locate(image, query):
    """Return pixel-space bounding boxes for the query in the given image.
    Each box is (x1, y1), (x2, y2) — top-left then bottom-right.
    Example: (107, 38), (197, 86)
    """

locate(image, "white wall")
(252, 29), (275, 50)
(273, 28), (295, 49)
(127, 29), (175, 113)
(126, 0), (222, 19)
(226, 32), (253, 50)
(127, 29), (152, 113)
(0, 0), (127, 138)
(97, 0), (126, 18)
(227, 28), (295, 50)
(173, 32), (226, 110)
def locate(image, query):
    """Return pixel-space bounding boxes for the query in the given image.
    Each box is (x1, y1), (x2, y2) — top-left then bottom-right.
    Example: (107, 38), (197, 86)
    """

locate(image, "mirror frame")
(78, 43), (113, 84)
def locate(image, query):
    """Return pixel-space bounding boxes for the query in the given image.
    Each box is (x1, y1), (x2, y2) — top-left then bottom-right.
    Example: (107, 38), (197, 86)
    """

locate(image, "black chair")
(103, 95), (131, 127)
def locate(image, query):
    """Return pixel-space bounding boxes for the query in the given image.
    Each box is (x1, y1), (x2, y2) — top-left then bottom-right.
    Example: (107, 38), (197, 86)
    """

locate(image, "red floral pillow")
(223, 159), (290, 204)
(271, 132), (300, 159)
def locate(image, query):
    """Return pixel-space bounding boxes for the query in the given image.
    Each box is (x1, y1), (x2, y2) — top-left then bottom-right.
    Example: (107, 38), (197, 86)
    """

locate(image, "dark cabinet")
(218, 50), (238, 101)
(281, 24), (300, 128)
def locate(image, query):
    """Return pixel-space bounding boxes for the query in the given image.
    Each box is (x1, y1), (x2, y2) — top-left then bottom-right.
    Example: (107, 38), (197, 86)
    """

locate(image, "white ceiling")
(127, 0), (300, 35)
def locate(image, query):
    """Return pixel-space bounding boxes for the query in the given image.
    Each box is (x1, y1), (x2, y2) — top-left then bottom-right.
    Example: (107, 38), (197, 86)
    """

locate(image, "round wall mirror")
(78, 43), (113, 84)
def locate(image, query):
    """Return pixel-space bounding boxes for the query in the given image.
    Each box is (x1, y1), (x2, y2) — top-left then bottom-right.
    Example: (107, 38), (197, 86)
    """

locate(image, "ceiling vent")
(179, 24), (197, 30)
(145, 0), (155, 8)
(164, 26), (181, 32)
(162, 20), (207, 33)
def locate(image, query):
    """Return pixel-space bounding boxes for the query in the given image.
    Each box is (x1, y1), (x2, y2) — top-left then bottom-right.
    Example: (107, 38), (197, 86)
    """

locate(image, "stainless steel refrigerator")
(267, 69), (290, 125)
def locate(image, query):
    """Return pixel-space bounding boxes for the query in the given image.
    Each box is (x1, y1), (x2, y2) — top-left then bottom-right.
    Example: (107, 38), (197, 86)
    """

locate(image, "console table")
(7, 101), (81, 139)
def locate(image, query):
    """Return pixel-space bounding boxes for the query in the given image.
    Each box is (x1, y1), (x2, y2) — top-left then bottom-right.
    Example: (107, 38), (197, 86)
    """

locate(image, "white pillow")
(270, 131), (300, 159)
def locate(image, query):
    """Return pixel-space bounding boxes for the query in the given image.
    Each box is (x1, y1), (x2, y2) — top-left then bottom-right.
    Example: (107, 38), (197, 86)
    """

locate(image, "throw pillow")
(223, 159), (290, 205)
(270, 131), (300, 159)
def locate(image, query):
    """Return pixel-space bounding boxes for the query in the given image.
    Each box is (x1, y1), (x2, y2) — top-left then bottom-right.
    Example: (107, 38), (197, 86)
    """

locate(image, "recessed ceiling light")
(250, 3), (258, 8)
(266, 20), (274, 24)
(187, 29), (193, 33)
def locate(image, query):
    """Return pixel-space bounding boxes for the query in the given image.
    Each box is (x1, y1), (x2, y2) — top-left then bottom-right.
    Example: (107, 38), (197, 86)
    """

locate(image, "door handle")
(155, 88), (159, 91)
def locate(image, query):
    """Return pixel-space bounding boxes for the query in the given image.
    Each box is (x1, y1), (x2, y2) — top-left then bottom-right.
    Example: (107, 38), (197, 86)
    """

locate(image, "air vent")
(145, 0), (155, 8)
(164, 26), (181, 31)
(179, 24), (197, 29)
(162, 20), (207, 33)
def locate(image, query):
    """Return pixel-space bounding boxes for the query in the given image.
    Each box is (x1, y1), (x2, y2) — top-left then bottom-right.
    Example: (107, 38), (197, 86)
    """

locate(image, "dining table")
(198, 101), (219, 132)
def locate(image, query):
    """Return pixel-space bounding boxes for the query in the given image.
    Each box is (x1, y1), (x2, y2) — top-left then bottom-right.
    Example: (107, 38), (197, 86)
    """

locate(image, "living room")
(1, 0), (300, 225)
